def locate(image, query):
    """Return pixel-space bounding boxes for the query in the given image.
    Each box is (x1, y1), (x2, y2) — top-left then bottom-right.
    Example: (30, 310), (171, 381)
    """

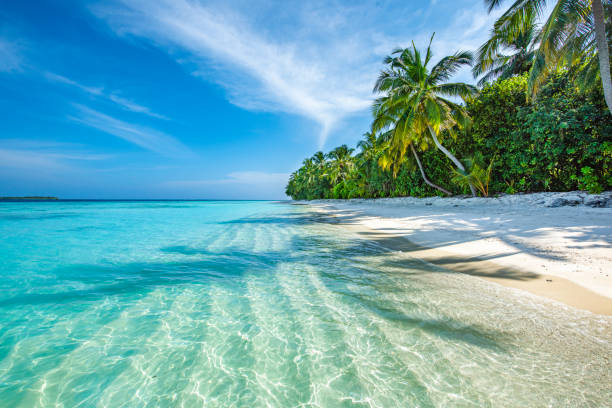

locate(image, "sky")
(0, 0), (505, 199)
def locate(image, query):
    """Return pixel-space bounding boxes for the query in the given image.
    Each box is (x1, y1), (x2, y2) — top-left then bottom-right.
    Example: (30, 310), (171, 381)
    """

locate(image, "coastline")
(302, 192), (612, 315)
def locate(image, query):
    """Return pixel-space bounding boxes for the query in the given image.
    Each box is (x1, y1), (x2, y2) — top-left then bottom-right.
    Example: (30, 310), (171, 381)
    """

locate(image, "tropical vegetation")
(286, 0), (611, 200)
(372, 36), (478, 196)
(484, 0), (612, 113)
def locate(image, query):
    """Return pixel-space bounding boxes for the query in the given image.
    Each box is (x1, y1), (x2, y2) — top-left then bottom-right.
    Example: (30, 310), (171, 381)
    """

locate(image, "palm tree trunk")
(428, 126), (477, 196)
(410, 144), (452, 196)
(592, 0), (612, 115)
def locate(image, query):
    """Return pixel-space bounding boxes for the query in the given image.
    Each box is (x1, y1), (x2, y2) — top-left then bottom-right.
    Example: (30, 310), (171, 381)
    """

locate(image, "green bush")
(286, 72), (612, 200)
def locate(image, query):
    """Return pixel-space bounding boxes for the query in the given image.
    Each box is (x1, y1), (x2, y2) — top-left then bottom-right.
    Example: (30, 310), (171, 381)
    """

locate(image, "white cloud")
(68, 104), (189, 157)
(92, 0), (375, 148)
(107, 94), (168, 120)
(45, 72), (104, 95)
(0, 139), (87, 149)
(0, 148), (66, 170)
(45, 72), (168, 119)
(378, 7), (505, 85)
(0, 145), (110, 171)
(168, 171), (289, 186)
(91, 0), (508, 147)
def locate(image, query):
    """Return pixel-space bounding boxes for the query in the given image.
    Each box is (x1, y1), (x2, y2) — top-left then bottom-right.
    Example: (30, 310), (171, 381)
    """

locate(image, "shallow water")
(0, 201), (610, 407)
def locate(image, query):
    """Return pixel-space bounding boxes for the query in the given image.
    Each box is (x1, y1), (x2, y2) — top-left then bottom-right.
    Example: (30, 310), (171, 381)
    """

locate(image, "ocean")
(0, 201), (610, 407)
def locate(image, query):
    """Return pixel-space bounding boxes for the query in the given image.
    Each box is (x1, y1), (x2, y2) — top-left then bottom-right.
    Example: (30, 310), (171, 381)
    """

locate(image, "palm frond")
(430, 51), (474, 84)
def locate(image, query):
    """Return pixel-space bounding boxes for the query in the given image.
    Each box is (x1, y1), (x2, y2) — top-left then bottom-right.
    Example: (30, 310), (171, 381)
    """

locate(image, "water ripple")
(0, 201), (610, 407)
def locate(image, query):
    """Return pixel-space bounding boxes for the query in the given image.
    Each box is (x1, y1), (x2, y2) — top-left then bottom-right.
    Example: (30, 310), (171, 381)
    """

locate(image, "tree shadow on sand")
(318, 205), (611, 263)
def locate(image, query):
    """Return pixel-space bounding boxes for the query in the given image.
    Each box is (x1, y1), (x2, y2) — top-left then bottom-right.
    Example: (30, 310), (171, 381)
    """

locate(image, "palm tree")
(300, 158), (316, 186)
(376, 129), (453, 195)
(409, 144), (453, 196)
(473, 13), (539, 85)
(356, 132), (379, 162)
(592, 0), (612, 112)
(485, 0), (612, 115)
(372, 36), (479, 196)
(355, 132), (381, 187)
(312, 151), (326, 167)
(326, 145), (355, 184)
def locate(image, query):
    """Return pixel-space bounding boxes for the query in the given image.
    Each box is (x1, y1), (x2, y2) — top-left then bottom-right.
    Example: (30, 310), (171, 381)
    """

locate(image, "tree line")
(286, 0), (611, 200)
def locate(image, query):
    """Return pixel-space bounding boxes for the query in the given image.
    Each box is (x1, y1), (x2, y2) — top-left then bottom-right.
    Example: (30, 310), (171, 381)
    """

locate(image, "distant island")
(0, 196), (59, 201)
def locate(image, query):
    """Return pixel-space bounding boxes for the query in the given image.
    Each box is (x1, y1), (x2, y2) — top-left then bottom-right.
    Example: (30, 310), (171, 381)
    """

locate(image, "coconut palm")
(473, 13), (539, 85)
(372, 36), (479, 196)
(300, 158), (316, 187)
(375, 129), (453, 195)
(485, 0), (612, 115)
(354, 131), (397, 197)
(312, 151), (326, 167)
(326, 145), (355, 184)
(355, 132), (382, 184)
(356, 132), (379, 162)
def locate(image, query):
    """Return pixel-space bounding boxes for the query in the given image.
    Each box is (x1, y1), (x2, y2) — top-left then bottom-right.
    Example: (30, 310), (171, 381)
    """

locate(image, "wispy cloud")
(92, 0), (505, 147)
(0, 143), (111, 171)
(0, 148), (67, 170)
(106, 94), (168, 119)
(368, 9), (505, 86)
(68, 104), (189, 157)
(45, 72), (104, 95)
(0, 38), (23, 73)
(92, 0), (375, 147)
(0, 139), (88, 150)
(45, 72), (168, 119)
(167, 171), (289, 186)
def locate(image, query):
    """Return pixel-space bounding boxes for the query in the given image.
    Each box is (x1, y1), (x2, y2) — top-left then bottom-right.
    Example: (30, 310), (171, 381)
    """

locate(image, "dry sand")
(303, 192), (612, 315)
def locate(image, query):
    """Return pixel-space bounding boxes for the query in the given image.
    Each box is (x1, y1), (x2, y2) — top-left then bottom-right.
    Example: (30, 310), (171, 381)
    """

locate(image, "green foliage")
(452, 154), (496, 197)
(472, 12), (538, 86)
(286, 71), (612, 200)
(572, 166), (605, 194)
(483, 0), (610, 103)
(289, 0), (612, 200)
(449, 71), (612, 195)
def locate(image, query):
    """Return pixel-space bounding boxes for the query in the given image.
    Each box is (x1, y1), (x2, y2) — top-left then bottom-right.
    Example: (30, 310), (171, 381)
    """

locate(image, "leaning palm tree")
(473, 12), (539, 85)
(485, 0), (612, 115)
(376, 129), (453, 195)
(372, 36), (479, 196)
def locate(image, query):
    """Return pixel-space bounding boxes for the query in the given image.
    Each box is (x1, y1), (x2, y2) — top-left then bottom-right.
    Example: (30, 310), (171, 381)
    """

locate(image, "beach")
(5, 0), (612, 404)
(304, 191), (612, 315)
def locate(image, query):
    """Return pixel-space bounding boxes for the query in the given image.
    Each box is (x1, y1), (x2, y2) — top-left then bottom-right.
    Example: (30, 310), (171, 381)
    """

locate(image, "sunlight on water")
(0, 201), (610, 407)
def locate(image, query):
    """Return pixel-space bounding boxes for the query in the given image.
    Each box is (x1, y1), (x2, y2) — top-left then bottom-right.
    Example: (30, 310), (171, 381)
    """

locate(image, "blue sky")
(0, 0), (504, 199)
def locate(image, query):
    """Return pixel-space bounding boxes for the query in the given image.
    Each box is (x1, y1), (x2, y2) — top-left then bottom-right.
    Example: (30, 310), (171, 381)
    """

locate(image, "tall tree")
(473, 12), (539, 85)
(592, 0), (612, 112)
(326, 145), (355, 184)
(485, 0), (612, 115)
(372, 36), (479, 196)
(356, 132), (379, 163)
(376, 129), (453, 196)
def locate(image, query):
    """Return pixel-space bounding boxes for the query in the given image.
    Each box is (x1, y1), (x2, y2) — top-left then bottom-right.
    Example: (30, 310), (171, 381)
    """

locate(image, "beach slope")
(305, 192), (612, 315)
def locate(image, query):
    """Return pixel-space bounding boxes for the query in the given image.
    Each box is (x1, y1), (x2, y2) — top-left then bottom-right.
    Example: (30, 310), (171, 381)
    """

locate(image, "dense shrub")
(454, 72), (612, 194)
(286, 72), (612, 199)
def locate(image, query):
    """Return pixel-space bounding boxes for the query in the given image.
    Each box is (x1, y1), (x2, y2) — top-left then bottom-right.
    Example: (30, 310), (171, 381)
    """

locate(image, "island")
(0, 196), (59, 201)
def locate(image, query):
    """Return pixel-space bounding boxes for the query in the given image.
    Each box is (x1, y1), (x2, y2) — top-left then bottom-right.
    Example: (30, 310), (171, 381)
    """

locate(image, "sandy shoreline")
(301, 192), (612, 315)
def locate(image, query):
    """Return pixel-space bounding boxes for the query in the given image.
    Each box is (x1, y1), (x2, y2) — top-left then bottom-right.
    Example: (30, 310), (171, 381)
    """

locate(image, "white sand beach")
(305, 191), (612, 315)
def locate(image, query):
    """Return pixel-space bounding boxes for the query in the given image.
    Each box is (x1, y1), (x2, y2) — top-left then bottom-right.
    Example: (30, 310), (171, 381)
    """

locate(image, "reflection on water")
(0, 201), (610, 407)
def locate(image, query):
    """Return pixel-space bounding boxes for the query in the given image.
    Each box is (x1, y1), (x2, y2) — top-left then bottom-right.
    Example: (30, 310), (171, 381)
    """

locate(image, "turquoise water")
(0, 201), (610, 407)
